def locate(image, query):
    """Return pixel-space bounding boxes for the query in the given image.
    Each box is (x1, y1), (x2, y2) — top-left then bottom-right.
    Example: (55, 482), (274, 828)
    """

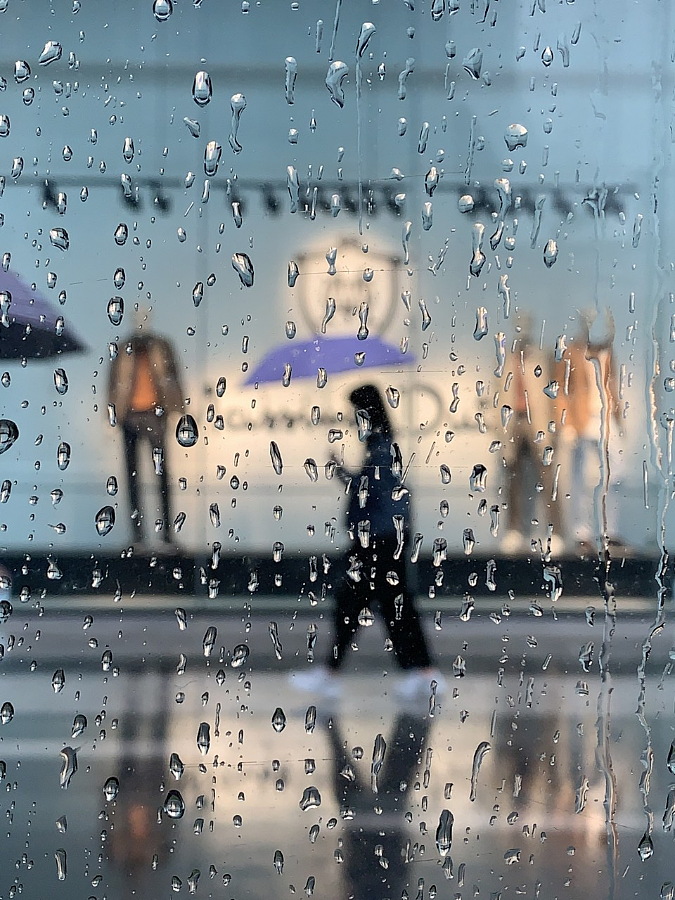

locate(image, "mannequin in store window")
(500, 320), (565, 556)
(108, 308), (184, 546)
(560, 308), (621, 549)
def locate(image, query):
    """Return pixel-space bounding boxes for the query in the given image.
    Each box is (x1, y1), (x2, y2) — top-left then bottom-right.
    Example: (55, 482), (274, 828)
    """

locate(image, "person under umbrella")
(289, 384), (445, 701)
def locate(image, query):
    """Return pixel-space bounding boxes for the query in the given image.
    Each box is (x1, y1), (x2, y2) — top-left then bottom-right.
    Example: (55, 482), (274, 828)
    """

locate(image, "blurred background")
(0, 0), (668, 560)
(0, 1), (674, 898)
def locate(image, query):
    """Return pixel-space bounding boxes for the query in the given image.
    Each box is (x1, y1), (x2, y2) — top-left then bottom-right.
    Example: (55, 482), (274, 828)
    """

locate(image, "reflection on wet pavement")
(0, 596), (673, 898)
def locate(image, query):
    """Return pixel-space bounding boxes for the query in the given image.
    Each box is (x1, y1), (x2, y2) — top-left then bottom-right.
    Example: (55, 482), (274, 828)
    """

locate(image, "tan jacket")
(561, 342), (618, 438)
(108, 333), (184, 422)
(494, 341), (563, 461)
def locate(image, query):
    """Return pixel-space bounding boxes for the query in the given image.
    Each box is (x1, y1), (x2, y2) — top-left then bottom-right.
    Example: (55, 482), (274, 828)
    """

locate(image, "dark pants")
(327, 537), (432, 671)
(324, 712), (430, 899)
(122, 411), (171, 542)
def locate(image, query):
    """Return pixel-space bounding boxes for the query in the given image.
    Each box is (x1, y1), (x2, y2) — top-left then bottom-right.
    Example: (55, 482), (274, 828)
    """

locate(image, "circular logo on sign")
(295, 239), (401, 338)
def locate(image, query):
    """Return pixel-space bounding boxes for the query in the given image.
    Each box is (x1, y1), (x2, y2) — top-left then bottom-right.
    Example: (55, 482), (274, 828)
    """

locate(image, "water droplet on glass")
(164, 789), (185, 819)
(54, 848), (67, 881)
(268, 620), (283, 659)
(326, 61), (349, 107)
(304, 458), (319, 482)
(54, 368), (68, 395)
(505, 124), (528, 151)
(463, 47), (483, 79)
(197, 721), (211, 754)
(153, 0), (173, 20)
(470, 223), (486, 277)
(174, 607), (187, 631)
(231, 643), (249, 668)
(52, 668), (65, 693)
(356, 21), (376, 57)
(107, 296), (124, 326)
(274, 850), (284, 874)
(284, 56), (298, 105)
(183, 116), (200, 138)
(121, 136), (134, 163)
(436, 809), (454, 856)
(663, 787), (675, 832)
(176, 415), (198, 448)
(14, 60), (30, 83)
(202, 626), (217, 658)
(385, 386), (400, 409)
(39, 41), (62, 66)
(228, 93), (247, 154)
(299, 786), (322, 811)
(541, 45), (554, 67)
(49, 227), (69, 251)
(193, 70), (212, 106)
(59, 746), (77, 788)
(169, 752), (185, 780)
(463, 528), (475, 555)
(470, 464), (487, 492)
(271, 707), (287, 732)
(422, 202), (433, 231)
(232, 252), (254, 287)
(203, 139), (221, 176)
(103, 776), (119, 801)
(0, 419), (18, 455)
(473, 306), (489, 340)
(667, 741), (675, 774)
(637, 832), (654, 861)
(287, 259), (299, 287)
(543, 239), (558, 267)
(209, 502), (221, 528)
(56, 441), (70, 470)
(71, 714), (86, 738)
(191, 281), (204, 308)
(114, 223), (128, 245)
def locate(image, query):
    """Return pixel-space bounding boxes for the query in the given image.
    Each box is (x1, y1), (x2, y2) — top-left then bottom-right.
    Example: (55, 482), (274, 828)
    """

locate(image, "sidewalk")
(0, 548), (665, 604)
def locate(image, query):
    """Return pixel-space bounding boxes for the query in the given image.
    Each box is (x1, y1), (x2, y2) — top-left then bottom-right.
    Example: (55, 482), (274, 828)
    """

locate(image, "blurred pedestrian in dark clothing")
(290, 384), (444, 701)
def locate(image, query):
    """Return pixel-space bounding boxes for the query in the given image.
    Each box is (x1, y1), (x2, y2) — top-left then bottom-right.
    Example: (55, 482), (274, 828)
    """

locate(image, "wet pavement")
(0, 593), (674, 899)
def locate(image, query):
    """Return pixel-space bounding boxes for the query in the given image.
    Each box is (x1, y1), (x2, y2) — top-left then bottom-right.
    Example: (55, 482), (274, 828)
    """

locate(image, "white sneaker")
(287, 666), (342, 700)
(395, 668), (446, 702)
(501, 530), (525, 555)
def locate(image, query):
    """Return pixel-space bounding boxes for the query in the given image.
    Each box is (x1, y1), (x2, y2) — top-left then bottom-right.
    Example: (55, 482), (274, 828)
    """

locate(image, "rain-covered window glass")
(0, 1), (674, 897)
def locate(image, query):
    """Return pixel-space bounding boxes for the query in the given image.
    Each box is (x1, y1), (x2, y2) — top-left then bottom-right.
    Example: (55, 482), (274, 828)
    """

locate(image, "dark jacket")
(342, 432), (410, 543)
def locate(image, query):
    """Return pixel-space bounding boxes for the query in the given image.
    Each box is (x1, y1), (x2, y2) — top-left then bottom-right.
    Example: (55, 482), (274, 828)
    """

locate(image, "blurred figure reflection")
(323, 712), (431, 900)
(290, 385), (444, 701)
(499, 323), (565, 556)
(107, 674), (171, 893)
(108, 309), (184, 547)
(559, 308), (621, 549)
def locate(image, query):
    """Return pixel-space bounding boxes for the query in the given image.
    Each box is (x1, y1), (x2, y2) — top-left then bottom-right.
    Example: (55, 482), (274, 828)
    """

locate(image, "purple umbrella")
(0, 269), (86, 359)
(244, 335), (414, 386)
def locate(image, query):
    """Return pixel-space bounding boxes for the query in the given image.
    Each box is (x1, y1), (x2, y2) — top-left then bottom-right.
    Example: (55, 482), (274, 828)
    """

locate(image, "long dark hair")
(349, 384), (393, 439)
